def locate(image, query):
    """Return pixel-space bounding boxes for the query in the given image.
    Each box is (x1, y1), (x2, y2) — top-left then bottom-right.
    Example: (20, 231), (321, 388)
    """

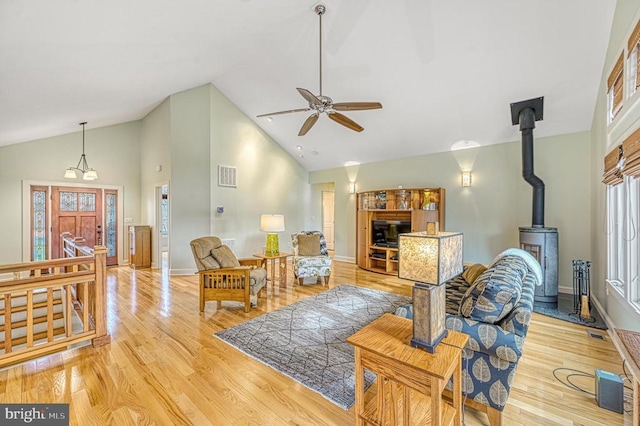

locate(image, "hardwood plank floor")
(0, 259), (633, 425)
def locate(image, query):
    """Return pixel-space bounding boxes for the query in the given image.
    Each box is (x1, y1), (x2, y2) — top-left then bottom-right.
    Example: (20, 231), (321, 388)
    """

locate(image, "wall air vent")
(220, 238), (236, 253)
(218, 165), (237, 188)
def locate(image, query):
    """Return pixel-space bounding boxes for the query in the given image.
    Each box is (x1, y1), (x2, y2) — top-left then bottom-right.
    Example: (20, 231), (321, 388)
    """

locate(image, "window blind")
(629, 18), (640, 92)
(603, 144), (624, 185)
(608, 54), (624, 120)
(622, 126), (640, 178)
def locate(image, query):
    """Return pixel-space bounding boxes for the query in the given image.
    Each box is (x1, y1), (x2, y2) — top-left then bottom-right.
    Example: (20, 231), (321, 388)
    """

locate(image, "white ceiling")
(0, 0), (616, 171)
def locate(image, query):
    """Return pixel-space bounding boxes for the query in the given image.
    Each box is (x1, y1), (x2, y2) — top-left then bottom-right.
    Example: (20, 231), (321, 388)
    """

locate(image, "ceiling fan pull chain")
(318, 5), (323, 97)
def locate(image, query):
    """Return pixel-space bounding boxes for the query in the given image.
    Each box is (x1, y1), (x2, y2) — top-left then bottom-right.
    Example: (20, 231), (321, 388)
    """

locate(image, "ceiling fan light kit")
(257, 4), (382, 136)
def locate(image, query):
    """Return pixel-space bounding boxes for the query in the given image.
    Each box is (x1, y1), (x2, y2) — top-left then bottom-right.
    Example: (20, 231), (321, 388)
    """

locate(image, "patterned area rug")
(214, 284), (411, 409)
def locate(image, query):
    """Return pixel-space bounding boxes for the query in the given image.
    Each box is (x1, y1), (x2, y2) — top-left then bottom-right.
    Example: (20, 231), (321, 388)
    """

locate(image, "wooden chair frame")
(198, 259), (260, 313)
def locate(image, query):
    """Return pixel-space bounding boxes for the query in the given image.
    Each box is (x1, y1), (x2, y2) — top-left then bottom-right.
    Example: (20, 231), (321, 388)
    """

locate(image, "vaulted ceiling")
(0, 0), (616, 171)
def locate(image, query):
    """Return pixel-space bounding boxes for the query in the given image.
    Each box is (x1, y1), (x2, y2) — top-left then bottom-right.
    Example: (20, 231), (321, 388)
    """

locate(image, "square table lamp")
(398, 231), (463, 353)
(260, 214), (285, 256)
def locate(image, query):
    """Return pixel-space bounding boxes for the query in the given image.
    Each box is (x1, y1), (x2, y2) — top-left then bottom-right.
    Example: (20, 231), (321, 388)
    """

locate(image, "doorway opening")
(322, 190), (335, 252)
(155, 183), (170, 270)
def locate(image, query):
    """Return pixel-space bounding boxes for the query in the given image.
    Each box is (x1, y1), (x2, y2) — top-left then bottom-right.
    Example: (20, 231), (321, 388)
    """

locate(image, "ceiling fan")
(257, 4), (382, 136)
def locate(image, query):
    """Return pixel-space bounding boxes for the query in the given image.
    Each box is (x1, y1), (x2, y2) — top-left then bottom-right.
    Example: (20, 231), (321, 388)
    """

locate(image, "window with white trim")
(605, 15), (640, 313)
(607, 175), (640, 311)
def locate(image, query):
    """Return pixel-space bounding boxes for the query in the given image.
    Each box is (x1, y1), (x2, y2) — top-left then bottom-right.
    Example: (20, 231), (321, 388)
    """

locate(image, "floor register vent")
(587, 330), (605, 340)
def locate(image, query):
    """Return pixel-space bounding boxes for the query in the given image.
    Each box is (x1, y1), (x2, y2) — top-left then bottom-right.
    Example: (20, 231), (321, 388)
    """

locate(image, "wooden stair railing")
(0, 240), (110, 368)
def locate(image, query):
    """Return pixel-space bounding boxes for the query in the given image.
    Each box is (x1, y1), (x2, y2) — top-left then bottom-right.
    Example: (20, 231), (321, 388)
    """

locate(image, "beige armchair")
(190, 236), (267, 312)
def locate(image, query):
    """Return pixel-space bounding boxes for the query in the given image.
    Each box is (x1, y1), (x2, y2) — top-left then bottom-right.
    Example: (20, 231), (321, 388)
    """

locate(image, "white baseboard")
(590, 294), (618, 340)
(558, 285), (573, 294)
(170, 268), (197, 276)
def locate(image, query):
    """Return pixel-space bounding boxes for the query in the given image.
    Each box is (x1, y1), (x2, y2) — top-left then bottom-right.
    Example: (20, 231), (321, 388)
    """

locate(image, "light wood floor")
(0, 260), (632, 425)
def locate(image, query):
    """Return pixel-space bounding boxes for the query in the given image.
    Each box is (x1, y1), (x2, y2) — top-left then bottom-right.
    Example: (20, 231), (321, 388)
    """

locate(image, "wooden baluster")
(91, 246), (110, 347)
(47, 288), (54, 342)
(3, 294), (12, 353)
(26, 290), (34, 348)
(81, 281), (89, 332)
(65, 284), (73, 337)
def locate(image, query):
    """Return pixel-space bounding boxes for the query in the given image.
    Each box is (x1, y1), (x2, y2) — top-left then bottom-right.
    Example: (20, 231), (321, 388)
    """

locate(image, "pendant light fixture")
(64, 122), (98, 180)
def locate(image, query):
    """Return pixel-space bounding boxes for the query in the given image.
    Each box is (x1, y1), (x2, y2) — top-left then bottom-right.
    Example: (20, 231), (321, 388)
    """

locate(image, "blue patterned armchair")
(395, 248), (541, 426)
(291, 231), (332, 285)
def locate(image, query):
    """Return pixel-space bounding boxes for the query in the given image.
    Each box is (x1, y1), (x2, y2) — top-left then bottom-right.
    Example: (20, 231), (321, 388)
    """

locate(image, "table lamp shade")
(398, 232), (464, 284)
(398, 231), (463, 353)
(260, 214), (285, 256)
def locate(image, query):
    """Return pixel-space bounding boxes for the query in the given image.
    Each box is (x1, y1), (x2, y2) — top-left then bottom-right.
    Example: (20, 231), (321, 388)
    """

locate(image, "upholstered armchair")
(291, 231), (332, 286)
(190, 236), (267, 313)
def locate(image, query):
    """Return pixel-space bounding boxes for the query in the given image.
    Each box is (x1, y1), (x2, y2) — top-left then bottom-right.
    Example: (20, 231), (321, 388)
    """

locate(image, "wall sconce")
(461, 171), (472, 187)
(349, 182), (356, 194)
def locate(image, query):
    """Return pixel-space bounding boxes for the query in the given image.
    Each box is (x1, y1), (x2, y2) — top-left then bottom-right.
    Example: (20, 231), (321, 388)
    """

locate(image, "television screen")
(372, 220), (411, 247)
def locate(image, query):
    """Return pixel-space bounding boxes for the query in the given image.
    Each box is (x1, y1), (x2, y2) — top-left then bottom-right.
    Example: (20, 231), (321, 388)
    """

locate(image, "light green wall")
(141, 98), (171, 228)
(310, 131), (591, 289)
(169, 85), (212, 273)
(1, 83), (311, 274)
(590, 0), (640, 331)
(0, 122), (141, 264)
(208, 85), (311, 258)
(135, 83), (313, 273)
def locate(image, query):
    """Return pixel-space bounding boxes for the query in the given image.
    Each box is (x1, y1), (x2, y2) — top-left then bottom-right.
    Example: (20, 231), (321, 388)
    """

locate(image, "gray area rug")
(214, 284), (411, 409)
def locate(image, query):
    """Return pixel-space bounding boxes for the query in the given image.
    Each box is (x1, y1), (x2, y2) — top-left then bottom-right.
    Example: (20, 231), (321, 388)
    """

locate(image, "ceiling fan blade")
(297, 88), (322, 106)
(332, 102), (383, 112)
(298, 113), (320, 136)
(257, 108), (310, 118)
(327, 112), (364, 132)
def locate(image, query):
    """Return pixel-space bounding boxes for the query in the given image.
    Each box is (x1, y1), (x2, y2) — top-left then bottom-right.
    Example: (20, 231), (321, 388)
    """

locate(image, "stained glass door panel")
(31, 186), (48, 261)
(51, 187), (102, 259)
(105, 189), (118, 266)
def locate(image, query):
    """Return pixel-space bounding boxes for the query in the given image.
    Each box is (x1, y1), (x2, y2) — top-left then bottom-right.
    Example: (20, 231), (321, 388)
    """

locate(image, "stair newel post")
(92, 246), (111, 347)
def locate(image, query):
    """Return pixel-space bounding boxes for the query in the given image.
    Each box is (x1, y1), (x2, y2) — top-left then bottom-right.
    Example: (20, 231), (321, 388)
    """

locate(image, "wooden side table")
(347, 313), (468, 426)
(252, 253), (291, 287)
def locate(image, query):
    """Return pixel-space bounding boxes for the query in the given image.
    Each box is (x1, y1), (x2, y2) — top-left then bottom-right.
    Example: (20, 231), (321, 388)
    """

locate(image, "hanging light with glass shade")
(64, 122), (98, 180)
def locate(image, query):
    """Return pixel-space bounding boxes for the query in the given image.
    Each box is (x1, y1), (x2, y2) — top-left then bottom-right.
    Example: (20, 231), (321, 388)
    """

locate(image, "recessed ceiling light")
(296, 145), (303, 150)
(344, 161), (360, 167)
(311, 151), (319, 155)
(451, 140), (481, 151)
(267, 117), (273, 122)
(298, 154), (304, 159)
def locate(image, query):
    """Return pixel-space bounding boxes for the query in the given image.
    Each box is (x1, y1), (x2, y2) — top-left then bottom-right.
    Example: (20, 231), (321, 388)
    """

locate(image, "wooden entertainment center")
(356, 187), (446, 275)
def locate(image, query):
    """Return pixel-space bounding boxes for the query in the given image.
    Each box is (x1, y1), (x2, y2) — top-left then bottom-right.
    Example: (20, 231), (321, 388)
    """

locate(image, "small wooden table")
(613, 328), (640, 425)
(252, 253), (291, 287)
(347, 313), (468, 426)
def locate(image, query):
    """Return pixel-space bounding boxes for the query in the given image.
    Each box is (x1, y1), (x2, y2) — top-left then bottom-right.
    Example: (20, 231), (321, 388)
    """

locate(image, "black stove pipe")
(511, 97), (545, 228)
(519, 107), (545, 228)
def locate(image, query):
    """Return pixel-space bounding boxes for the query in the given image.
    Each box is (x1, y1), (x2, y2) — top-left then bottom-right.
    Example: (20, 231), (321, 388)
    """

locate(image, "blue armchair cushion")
(459, 255), (528, 324)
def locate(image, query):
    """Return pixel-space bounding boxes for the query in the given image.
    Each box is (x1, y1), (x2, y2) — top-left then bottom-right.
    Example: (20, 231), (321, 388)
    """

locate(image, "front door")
(51, 187), (103, 259)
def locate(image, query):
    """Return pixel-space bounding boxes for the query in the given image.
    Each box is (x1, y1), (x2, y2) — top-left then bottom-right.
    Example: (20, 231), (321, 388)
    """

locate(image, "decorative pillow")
(459, 255), (528, 324)
(462, 263), (487, 284)
(210, 245), (240, 268)
(298, 234), (321, 256)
